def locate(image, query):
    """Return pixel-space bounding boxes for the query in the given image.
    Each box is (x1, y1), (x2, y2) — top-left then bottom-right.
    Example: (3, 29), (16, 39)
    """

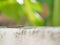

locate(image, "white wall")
(0, 27), (60, 45)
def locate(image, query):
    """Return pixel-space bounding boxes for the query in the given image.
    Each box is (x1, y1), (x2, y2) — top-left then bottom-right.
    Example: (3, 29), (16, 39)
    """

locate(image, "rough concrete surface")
(0, 27), (60, 45)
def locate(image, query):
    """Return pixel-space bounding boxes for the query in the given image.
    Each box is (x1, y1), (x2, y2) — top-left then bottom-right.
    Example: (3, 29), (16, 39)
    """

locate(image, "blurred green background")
(0, 0), (60, 26)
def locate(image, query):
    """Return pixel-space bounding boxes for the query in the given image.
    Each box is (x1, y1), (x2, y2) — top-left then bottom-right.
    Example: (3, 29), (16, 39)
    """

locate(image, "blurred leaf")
(0, 0), (25, 24)
(24, 0), (44, 26)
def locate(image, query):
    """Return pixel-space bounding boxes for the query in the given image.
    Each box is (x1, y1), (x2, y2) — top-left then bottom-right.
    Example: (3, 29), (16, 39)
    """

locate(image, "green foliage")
(24, 0), (44, 26)
(43, 0), (54, 26)
(0, 0), (44, 26)
(0, 0), (24, 24)
(43, 0), (60, 26)
(52, 0), (60, 26)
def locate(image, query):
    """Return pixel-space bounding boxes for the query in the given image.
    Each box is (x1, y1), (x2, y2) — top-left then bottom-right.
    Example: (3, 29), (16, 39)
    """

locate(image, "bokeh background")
(0, 0), (59, 27)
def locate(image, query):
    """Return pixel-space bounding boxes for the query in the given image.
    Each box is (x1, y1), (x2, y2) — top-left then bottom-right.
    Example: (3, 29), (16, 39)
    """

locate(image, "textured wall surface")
(0, 27), (60, 45)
